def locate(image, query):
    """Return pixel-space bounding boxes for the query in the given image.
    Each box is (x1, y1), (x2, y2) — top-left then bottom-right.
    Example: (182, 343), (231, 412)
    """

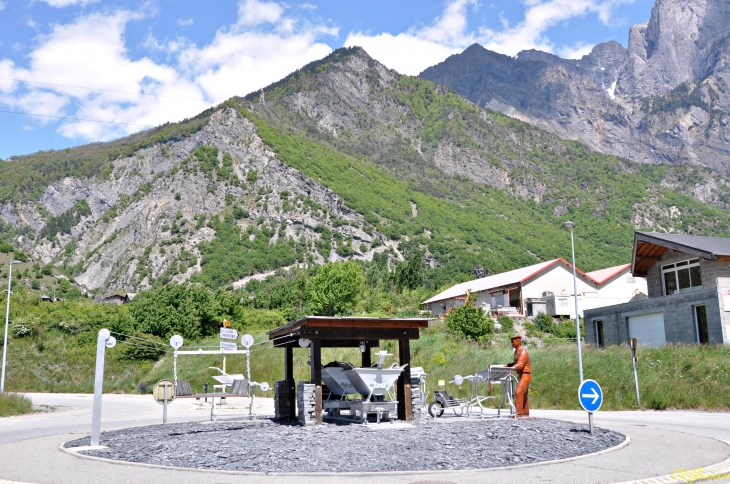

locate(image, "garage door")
(628, 312), (666, 347)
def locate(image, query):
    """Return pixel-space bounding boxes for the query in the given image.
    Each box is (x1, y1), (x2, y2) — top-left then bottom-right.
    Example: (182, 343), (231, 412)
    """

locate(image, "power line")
(0, 77), (207, 102)
(0, 109), (156, 128)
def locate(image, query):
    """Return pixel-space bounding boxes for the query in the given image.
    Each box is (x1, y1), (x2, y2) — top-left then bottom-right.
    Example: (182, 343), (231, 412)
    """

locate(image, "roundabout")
(64, 417), (626, 474)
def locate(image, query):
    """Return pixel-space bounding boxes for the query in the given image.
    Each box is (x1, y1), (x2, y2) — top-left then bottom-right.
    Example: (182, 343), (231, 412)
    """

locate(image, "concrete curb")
(60, 432), (631, 477)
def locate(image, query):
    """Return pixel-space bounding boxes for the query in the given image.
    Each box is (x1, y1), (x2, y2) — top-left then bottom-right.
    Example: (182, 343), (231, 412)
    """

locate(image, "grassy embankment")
(4, 320), (729, 411)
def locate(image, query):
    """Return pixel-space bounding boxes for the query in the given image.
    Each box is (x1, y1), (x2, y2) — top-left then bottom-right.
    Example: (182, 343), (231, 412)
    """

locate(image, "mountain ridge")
(2, 46), (730, 295)
(420, 0), (730, 174)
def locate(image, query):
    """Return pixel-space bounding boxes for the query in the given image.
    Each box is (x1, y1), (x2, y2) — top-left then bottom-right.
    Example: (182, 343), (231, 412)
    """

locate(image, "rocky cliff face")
(3, 108), (387, 292)
(4, 46), (730, 294)
(420, 0), (730, 174)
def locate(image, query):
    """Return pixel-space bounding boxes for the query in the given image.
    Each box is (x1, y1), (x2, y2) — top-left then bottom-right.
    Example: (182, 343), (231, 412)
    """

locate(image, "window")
(694, 305), (709, 344)
(662, 258), (702, 295)
(559, 298), (568, 306)
(594, 320), (604, 348)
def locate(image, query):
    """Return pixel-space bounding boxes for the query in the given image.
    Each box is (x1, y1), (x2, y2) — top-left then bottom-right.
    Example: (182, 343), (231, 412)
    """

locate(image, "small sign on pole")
(220, 328), (238, 340)
(220, 341), (238, 351)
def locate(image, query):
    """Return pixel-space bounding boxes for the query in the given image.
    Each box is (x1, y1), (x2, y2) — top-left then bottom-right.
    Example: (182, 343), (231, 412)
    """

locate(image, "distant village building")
(585, 232), (730, 347)
(98, 292), (136, 305)
(423, 259), (646, 318)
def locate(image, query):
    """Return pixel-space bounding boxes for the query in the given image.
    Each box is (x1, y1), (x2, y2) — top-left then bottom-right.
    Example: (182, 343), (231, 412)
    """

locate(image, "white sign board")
(220, 328), (239, 340)
(220, 341), (238, 351)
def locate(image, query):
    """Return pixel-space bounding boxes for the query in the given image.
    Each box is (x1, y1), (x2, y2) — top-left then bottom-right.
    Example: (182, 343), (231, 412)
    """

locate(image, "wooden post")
(315, 385), (323, 425)
(361, 342), (371, 368)
(310, 338), (322, 385)
(311, 339), (323, 425)
(397, 338), (412, 422)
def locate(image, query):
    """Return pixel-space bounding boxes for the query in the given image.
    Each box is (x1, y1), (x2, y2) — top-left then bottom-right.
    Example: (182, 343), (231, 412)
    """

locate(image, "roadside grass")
(3, 326), (729, 411)
(0, 393), (34, 417)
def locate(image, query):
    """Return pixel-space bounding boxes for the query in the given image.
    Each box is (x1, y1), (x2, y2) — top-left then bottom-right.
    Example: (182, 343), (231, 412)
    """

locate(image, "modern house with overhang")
(584, 232), (730, 347)
(422, 258), (646, 318)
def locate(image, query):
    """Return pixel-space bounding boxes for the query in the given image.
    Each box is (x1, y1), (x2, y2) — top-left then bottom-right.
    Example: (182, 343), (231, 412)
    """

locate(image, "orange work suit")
(508, 346), (532, 417)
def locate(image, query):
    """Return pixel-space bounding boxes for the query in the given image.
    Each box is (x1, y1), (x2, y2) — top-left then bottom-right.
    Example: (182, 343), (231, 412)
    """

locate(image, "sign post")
(629, 338), (640, 406)
(578, 379), (603, 435)
(153, 380), (175, 424)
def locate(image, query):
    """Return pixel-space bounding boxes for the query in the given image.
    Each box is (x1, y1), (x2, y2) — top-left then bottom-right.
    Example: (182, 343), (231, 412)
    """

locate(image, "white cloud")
(177, 18), (193, 27)
(557, 41), (595, 59)
(0, 0), (336, 142)
(345, 0), (475, 75)
(347, 0), (634, 74)
(0, 2), (5, 11)
(39, 0), (99, 7)
(237, 0), (284, 26)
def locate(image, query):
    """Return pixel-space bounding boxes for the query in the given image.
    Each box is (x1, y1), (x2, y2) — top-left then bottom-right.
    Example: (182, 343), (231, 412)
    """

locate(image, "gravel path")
(66, 418), (625, 473)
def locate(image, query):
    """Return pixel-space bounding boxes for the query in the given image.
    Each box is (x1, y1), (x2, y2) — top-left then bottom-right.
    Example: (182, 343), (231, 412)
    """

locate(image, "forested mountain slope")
(2, 47), (730, 294)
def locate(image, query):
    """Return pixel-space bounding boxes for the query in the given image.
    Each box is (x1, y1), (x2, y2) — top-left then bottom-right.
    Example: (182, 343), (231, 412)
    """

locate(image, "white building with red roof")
(422, 259), (646, 318)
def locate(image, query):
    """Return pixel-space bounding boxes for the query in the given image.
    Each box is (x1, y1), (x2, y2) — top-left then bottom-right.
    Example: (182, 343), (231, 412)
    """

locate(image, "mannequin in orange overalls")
(506, 335), (531, 418)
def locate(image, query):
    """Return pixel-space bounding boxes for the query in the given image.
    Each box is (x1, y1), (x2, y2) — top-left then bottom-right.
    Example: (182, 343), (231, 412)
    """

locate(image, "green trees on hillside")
(306, 262), (364, 316)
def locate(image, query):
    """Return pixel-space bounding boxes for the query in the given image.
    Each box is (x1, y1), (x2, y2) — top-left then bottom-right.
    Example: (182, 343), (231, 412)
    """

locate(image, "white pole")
(1, 258), (14, 393)
(90, 328), (110, 446)
(569, 229), (584, 383)
(163, 384), (168, 424)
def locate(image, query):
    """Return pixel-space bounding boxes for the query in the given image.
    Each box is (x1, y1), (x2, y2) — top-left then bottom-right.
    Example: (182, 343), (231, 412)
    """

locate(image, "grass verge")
(0, 393), (34, 417)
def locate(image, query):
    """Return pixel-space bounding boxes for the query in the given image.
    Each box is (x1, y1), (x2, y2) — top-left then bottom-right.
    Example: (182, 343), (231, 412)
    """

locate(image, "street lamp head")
(10, 261), (22, 265)
(562, 221), (576, 230)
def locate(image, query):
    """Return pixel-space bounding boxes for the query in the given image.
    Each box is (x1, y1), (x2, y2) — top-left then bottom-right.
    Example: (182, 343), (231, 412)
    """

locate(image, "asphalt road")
(0, 394), (728, 484)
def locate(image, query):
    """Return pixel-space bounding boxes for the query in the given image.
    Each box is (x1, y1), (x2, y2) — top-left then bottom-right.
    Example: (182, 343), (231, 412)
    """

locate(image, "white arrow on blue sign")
(578, 379), (603, 412)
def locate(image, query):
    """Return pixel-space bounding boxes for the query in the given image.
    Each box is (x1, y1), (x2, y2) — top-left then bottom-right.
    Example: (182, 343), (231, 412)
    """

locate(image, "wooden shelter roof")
(632, 232), (730, 277)
(268, 316), (430, 346)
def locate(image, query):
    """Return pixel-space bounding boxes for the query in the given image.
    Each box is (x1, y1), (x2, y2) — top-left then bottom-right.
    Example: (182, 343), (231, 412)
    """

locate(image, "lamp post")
(562, 221), (584, 384)
(2, 257), (22, 393)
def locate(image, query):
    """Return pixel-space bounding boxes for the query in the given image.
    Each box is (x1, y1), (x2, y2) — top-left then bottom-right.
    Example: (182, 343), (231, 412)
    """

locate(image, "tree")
(306, 262), (364, 316)
(446, 292), (493, 341)
(130, 283), (221, 339)
(394, 250), (424, 292)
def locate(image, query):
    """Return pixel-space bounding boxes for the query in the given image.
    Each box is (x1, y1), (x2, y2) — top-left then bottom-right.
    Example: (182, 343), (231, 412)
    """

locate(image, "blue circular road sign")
(578, 379), (603, 412)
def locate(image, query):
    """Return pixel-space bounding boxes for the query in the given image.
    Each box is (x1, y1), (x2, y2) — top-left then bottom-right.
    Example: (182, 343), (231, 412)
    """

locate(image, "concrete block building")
(584, 232), (730, 347)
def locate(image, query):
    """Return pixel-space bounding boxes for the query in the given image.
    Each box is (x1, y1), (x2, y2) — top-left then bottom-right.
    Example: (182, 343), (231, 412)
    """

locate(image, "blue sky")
(0, 0), (653, 159)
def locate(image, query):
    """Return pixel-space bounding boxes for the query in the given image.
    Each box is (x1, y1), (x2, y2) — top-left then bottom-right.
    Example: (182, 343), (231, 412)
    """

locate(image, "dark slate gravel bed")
(66, 418), (625, 473)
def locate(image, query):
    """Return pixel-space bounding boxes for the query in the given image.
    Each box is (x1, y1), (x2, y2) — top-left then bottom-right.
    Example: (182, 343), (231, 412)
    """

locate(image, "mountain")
(3, 47), (730, 294)
(420, 0), (730, 175)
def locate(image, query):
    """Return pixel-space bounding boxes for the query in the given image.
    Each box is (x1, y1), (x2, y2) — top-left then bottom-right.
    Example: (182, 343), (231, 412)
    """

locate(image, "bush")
(496, 315), (514, 333)
(446, 293), (493, 341)
(534, 312), (554, 333)
(12, 322), (33, 338)
(119, 332), (167, 361)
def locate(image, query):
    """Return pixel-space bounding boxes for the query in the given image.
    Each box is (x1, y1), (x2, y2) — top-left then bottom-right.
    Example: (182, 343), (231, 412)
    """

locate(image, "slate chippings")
(65, 418), (625, 473)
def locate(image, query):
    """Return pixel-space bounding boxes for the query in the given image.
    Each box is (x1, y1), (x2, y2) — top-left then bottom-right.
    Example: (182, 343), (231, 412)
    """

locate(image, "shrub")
(534, 312), (554, 332)
(446, 293), (493, 341)
(496, 315), (514, 333)
(11, 322), (33, 338)
(119, 332), (167, 361)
